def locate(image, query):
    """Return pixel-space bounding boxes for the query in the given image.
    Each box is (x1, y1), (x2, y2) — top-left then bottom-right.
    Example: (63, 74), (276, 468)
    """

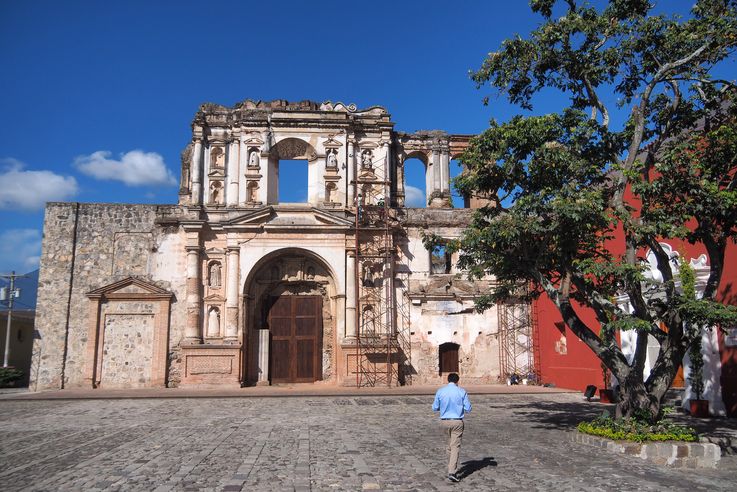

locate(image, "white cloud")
(0, 158), (79, 210)
(0, 229), (42, 273)
(74, 150), (177, 187)
(404, 185), (426, 207)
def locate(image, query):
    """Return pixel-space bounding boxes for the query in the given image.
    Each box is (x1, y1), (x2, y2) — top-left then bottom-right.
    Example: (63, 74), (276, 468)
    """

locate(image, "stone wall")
(31, 203), (182, 390)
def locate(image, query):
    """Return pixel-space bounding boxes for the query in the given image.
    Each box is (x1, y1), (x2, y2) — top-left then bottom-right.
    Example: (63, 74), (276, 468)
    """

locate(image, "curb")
(572, 431), (721, 468)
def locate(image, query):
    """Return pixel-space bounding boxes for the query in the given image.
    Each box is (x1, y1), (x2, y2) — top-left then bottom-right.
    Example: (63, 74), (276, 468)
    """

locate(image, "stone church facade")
(31, 100), (503, 390)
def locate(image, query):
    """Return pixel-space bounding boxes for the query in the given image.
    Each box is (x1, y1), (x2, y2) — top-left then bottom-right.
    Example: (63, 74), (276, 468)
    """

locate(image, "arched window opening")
(450, 159), (468, 208)
(278, 159), (308, 203)
(439, 342), (460, 374)
(404, 157), (427, 208)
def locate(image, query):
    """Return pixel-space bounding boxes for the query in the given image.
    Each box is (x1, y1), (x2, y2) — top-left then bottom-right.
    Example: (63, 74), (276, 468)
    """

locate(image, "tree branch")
(582, 75), (610, 127)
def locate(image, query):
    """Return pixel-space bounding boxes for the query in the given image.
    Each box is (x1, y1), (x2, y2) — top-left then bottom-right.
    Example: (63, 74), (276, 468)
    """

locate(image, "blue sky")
(0, 0), (725, 274)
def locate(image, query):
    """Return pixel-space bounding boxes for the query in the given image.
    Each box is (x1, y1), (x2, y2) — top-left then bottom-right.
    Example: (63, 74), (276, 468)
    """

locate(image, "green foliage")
(459, 0), (737, 419)
(577, 412), (698, 443)
(0, 367), (23, 387)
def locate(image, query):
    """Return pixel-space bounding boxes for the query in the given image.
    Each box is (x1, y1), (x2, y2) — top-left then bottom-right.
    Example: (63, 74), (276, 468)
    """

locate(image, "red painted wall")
(535, 294), (604, 391)
(535, 228), (737, 415)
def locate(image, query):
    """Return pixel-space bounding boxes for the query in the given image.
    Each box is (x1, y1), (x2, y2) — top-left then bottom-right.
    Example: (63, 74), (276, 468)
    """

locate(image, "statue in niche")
(362, 263), (374, 287)
(249, 150), (259, 168)
(211, 147), (224, 168)
(326, 150), (338, 169)
(325, 182), (336, 203)
(361, 150), (373, 170)
(209, 181), (223, 205)
(306, 266), (315, 280)
(209, 262), (222, 288)
(207, 307), (220, 337)
(247, 181), (259, 203)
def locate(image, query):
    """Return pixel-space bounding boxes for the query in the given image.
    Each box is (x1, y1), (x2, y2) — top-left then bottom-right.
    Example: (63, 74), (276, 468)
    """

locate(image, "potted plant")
(599, 362), (615, 403)
(0, 366), (23, 388)
(688, 329), (709, 417)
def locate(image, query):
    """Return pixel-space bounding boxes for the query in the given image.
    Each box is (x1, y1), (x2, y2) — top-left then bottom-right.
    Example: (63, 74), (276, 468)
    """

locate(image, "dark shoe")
(448, 473), (460, 482)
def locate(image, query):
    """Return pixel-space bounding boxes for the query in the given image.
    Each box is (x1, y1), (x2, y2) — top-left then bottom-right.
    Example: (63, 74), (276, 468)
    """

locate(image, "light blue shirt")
(432, 383), (472, 419)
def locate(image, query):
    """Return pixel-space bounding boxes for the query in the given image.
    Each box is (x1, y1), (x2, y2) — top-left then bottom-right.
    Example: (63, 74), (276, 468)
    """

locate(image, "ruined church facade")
(31, 100), (506, 390)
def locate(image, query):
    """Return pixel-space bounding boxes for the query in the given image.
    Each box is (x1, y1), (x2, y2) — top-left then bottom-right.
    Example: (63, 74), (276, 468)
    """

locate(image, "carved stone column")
(432, 148), (441, 193)
(347, 140), (355, 205)
(396, 156), (405, 207)
(226, 137), (239, 207)
(191, 138), (203, 205)
(382, 141), (391, 183)
(440, 148), (450, 194)
(185, 245), (202, 343)
(224, 246), (240, 341)
(345, 252), (357, 341)
(428, 147), (443, 207)
(238, 137), (247, 206)
(257, 328), (270, 385)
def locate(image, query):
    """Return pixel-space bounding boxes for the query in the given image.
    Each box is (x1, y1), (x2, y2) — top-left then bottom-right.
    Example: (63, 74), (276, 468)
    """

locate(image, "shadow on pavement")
(500, 400), (609, 430)
(458, 457), (497, 479)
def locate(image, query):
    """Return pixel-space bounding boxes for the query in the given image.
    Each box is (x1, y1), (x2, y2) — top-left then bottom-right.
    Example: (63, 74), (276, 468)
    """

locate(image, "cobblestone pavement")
(0, 393), (734, 491)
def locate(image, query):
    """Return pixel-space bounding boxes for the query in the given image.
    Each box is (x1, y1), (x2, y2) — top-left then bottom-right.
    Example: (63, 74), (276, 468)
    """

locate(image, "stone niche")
(84, 277), (173, 389)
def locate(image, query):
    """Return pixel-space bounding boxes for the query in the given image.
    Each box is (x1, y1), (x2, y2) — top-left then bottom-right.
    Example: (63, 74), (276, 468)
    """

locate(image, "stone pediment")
(244, 136), (264, 146)
(203, 293), (226, 302)
(322, 137), (343, 149)
(223, 206), (353, 230)
(87, 277), (172, 300)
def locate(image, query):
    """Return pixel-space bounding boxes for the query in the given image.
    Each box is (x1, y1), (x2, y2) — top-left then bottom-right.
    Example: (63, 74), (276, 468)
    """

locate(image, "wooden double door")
(268, 295), (323, 383)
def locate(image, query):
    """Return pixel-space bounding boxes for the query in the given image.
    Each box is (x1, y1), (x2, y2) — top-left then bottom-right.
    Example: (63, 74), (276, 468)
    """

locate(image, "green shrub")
(577, 412), (698, 443)
(0, 367), (24, 387)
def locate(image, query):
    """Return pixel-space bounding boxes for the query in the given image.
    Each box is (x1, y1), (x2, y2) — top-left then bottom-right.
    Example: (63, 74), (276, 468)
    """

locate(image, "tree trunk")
(615, 376), (661, 422)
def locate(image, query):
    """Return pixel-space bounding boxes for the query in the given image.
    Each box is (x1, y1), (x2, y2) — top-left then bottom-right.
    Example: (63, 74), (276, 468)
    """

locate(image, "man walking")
(432, 372), (471, 482)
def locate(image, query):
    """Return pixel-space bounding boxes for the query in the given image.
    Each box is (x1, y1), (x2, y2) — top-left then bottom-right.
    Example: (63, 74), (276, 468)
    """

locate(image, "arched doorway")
(243, 249), (337, 385)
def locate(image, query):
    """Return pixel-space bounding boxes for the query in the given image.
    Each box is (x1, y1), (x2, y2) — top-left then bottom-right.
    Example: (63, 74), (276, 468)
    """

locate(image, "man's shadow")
(458, 457), (497, 479)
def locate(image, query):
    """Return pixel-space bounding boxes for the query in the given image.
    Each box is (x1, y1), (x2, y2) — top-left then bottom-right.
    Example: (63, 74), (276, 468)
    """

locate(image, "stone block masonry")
(31, 202), (182, 390)
(572, 431), (721, 468)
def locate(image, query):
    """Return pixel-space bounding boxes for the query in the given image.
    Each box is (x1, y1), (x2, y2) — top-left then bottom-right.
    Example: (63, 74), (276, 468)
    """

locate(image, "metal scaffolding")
(498, 294), (539, 383)
(352, 152), (409, 387)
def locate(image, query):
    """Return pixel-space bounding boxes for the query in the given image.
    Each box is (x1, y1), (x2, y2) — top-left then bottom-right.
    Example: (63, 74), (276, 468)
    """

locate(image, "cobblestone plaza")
(0, 393), (734, 491)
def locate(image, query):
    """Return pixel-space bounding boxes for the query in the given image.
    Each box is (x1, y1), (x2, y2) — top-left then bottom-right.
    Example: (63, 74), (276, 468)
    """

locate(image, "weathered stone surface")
(32, 100), (511, 391)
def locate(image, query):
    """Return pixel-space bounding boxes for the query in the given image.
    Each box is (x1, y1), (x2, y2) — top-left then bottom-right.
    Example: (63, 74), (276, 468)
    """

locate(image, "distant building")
(1, 269), (38, 386)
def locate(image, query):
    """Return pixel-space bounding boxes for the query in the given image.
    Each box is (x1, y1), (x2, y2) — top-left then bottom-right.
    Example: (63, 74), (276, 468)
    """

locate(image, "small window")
(430, 244), (452, 274)
(439, 342), (459, 373)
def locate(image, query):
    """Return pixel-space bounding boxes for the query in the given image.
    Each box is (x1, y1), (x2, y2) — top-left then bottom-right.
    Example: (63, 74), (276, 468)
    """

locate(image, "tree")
(451, 0), (737, 421)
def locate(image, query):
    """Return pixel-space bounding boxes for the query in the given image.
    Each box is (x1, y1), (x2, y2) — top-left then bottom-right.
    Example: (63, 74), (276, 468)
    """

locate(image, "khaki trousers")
(441, 419), (464, 474)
